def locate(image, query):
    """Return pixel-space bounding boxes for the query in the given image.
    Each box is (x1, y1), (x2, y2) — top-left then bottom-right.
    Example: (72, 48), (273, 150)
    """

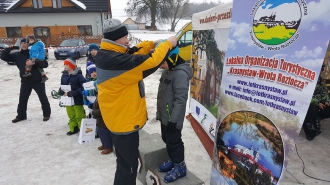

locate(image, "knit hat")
(88, 43), (99, 51)
(87, 62), (96, 75)
(20, 38), (27, 43)
(103, 19), (128, 41)
(26, 34), (36, 41)
(64, 58), (76, 69)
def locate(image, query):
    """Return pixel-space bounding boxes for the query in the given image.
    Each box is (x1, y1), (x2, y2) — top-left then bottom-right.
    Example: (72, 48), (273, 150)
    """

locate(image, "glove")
(83, 97), (89, 105)
(167, 122), (177, 131)
(87, 102), (93, 109)
(82, 90), (90, 96)
(81, 89), (95, 96)
(58, 89), (65, 96)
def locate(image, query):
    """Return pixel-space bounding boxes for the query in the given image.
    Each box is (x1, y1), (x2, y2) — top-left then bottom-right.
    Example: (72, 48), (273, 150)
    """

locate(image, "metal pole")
(286, 169), (304, 184)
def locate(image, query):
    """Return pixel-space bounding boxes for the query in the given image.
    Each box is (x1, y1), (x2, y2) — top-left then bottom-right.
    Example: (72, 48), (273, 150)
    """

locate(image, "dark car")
(54, 38), (88, 60)
(13, 38), (49, 59)
(0, 42), (10, 57)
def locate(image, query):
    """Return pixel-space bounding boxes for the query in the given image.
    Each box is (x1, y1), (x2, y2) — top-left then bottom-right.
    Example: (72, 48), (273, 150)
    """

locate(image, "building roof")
(0, 0), (109, 13)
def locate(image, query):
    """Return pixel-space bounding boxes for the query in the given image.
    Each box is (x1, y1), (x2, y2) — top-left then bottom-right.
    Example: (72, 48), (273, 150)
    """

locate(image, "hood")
(173, 63), (193, 79)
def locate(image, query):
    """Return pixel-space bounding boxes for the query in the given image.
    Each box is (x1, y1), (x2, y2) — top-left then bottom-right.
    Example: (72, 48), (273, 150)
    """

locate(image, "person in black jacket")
(1, 38), (51, 123)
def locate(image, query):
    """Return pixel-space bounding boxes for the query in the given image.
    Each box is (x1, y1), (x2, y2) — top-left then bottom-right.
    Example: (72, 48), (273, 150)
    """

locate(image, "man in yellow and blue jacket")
(95, 18), (177, 185)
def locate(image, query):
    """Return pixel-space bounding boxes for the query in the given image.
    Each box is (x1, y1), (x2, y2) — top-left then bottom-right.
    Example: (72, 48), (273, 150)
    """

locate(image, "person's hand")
(58, 89), (65, 96)
(67, 91), (72, 97)
(325, 102), (329, 106)
(82, 90), (90, 96)
(26, 59), (33, 66)
(87, 102), (93, 109)
(318, 103), (325, 109)
(167, 36), (177, 48)
(167, 122), (177, 131)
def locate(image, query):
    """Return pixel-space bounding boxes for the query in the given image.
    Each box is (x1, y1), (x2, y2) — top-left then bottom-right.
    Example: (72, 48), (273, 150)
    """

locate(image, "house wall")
(21, 0), (74, 8)
(0, 12), (104, 36)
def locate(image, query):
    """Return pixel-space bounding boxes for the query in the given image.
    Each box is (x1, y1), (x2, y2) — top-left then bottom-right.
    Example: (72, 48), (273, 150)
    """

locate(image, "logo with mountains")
(251, 0), (305, 50)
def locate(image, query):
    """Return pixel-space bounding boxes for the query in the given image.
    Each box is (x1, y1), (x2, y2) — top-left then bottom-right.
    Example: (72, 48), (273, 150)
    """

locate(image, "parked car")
(13, 38), (49, 59)
(0, 42), (10, 57)
(54, 38), (88, 60)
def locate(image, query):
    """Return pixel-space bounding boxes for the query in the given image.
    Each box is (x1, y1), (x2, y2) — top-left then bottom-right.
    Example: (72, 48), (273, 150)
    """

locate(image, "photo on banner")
(188, 2), (233, 158)
(207, 0), (330, 185)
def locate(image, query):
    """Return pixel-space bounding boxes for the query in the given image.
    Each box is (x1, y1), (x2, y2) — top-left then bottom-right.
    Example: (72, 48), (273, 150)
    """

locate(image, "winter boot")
(159, 159), (174, 172)
(164, 161), (187, 183)
(303, 123), (315, 141)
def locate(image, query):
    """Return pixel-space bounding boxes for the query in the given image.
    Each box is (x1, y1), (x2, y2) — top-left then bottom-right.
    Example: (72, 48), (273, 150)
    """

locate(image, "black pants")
(111, 131), (139, 185)
(17, 82), (51, 119)
(161, 123), (184, 164)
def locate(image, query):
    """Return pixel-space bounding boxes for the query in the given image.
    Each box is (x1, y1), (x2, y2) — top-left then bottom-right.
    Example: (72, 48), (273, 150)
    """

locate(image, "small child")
(92, 97), (114, 155)
(82, 62), (97, 117)
(85, 43), (99, 78)
(23, 35), (49, 83)
(58, 58), (87, 135)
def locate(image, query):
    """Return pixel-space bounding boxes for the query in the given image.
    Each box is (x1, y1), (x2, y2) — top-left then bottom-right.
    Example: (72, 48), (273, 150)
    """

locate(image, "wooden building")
(0, 0), (111, 46)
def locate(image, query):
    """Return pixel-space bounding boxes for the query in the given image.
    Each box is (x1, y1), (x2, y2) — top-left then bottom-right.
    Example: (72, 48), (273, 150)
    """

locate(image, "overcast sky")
(110, 0), (233, 9)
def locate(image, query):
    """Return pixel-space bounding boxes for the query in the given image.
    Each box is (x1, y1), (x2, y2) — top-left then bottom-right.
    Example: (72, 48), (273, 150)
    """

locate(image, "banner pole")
(285, 169), (304, 184)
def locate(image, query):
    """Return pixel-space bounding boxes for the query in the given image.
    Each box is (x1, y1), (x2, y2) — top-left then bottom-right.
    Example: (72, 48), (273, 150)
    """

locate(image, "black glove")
(167, 122), (177, 131)
(67, 91), (72, 97)
(58, 89), (65, 96)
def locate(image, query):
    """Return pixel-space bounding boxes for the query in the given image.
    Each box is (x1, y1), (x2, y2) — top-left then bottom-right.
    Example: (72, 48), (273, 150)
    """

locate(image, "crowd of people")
(1, 18), (193, 184)
(2, 17), (328, 184)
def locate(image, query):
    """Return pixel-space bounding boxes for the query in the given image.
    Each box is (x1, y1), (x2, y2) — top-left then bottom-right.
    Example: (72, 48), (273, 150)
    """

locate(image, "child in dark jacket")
(92, 97), (114, 154)
(58, 58), (87, 135)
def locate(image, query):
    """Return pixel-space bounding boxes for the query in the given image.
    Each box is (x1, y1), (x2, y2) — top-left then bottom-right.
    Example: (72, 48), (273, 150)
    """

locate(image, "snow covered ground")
(0, 32), (212, 185)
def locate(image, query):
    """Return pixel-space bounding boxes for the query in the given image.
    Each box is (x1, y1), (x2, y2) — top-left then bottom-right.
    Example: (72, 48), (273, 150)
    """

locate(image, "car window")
(79, 40), (83, 46)
(60, 40), (79, 47)
(82, 40), (86, 45)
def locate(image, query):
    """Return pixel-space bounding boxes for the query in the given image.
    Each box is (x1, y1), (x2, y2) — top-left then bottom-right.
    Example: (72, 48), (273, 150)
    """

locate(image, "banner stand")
(285, 169), (303, 184)
(186, 114), (213, 159)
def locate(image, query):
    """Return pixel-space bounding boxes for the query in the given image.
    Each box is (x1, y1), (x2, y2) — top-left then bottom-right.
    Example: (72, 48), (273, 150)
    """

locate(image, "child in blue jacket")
(23, 35), (48, 83)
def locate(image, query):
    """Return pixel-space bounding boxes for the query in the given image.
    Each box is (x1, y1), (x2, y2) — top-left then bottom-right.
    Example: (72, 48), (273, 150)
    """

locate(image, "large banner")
(209, 0), (330, 185)
(188, 2), (233, 158)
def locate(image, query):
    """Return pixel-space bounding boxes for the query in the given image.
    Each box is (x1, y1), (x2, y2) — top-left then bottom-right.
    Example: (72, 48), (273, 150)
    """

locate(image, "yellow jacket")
(95, 38), (172, 134)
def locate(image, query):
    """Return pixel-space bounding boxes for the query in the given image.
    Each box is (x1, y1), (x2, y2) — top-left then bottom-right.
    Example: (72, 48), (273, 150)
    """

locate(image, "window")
(77, 25), (93, 36)
(52, 0), (62, 8)
(32, 0), (42, 9)
(178, 30), (192, 47)
(33, 27), (50, 37)
(6, 27), (22, 38)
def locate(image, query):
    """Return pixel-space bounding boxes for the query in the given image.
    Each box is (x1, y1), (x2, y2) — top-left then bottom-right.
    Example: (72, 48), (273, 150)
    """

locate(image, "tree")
(125, 0), (171, 30)
(167, 0), (191, 31)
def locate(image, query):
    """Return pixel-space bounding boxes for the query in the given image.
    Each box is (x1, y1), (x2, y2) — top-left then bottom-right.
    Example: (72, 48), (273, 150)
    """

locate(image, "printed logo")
(250, 0), (307, 50)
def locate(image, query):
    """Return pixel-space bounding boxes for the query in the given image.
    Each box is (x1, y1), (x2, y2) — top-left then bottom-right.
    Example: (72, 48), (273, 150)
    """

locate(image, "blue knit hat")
(87, 61), (96, 75)
(88, 43), (99, 51)
(20, 38), (27, 43)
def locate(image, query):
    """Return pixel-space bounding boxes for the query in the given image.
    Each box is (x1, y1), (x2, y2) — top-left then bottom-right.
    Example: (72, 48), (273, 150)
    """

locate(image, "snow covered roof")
(0, 0), (108, 13)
